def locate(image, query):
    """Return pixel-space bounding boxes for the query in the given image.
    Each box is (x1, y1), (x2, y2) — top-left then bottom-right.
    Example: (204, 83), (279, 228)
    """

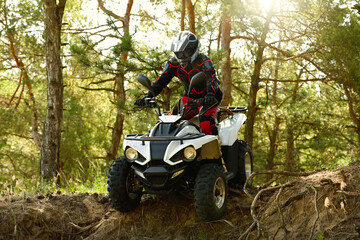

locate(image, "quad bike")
(107, 72), (254, 221)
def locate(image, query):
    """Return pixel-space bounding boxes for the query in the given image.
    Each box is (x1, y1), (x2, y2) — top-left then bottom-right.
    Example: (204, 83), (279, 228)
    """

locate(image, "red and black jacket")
(148, 53), (222, 101)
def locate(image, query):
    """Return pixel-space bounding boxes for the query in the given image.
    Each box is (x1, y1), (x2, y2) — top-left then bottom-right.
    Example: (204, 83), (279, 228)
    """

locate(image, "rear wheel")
(194, 164), (228, 221)
(230, 140), (254, 187)
(107, 156), (142, 212)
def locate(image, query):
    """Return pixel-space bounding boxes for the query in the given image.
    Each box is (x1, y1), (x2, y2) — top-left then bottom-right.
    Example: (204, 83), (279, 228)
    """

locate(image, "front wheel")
(107, 156), (142, 212)
(194, 164), (228, 221)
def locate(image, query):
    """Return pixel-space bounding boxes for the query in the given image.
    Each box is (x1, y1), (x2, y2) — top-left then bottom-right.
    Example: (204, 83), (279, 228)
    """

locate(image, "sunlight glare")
(255, 0), (276, 11)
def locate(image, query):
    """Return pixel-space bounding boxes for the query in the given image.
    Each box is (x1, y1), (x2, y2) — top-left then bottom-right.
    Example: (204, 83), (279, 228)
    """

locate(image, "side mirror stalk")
(137, 74), (156, 97)
(187, 72), (206, 96)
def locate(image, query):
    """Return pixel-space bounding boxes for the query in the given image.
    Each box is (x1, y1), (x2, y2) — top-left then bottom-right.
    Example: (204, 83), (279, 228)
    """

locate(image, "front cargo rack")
(125, 132), (205, 145)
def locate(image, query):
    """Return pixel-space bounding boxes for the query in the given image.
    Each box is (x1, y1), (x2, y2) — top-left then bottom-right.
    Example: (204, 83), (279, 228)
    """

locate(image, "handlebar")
(133, 98), (161, 115)
(134, 97), (248, 120)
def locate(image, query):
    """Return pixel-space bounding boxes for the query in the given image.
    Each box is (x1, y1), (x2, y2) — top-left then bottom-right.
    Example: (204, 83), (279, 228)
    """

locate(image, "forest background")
(0, 0), (359, 193)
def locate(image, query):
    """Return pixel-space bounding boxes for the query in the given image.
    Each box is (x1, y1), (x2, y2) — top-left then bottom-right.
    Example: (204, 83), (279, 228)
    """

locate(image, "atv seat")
(176, 118), (201, 134)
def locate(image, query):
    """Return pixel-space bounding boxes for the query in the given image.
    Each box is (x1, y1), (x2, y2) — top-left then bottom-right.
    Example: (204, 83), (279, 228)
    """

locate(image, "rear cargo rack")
(218, 106), (247, 114)
(217, 106), (247, 121)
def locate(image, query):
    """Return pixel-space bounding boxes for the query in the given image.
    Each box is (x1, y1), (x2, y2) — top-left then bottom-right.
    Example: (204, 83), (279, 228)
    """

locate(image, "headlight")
(184, 146), (196, 161)
(125, 147), (138, 161)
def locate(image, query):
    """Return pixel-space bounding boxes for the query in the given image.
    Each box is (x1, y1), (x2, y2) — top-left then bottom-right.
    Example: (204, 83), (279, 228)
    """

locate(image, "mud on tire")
(194, 164), (228, 221)
(107, 156), (142, 212)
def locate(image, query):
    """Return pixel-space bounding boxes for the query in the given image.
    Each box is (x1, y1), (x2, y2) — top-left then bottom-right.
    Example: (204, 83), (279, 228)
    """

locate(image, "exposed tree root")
(238, 222), (256, 240)
(243, 169), (321, 198)
(337, 190), (360, 197)
(268, 190), (308, 216)
(307, 184), (320, 240)
(240, 169), (321, 239)
(274, 186), (288, 239)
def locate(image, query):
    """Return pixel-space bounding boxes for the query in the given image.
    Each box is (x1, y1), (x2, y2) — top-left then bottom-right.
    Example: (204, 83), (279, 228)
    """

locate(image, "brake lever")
(133, 104), (155, 109)
(133, 98), (158, 109)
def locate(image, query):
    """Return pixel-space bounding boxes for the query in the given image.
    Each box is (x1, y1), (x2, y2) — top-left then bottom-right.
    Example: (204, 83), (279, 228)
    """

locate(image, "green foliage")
(317, 1), (360, 93)
(316, 233), (324, 240)
(1, 161), (107, 195)
(70, 37), (94, 67)
(113, 34), (133, 57)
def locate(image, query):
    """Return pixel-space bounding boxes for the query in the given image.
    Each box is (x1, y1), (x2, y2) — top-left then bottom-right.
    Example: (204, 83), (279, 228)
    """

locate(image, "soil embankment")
(1, 161), (360, 239)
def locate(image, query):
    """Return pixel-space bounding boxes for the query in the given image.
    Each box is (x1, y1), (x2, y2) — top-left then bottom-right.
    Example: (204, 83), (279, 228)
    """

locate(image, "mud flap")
(221, 140), (239, 177)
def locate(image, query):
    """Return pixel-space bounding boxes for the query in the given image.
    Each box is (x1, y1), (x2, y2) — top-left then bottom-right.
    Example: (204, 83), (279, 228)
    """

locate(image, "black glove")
(204, 92), (217, 106)
(134, 96), (147, 106)
(187, 98), (201, 107)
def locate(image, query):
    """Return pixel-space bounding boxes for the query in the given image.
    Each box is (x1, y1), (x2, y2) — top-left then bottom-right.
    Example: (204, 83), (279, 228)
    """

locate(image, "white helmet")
(170, 31), (200, 68)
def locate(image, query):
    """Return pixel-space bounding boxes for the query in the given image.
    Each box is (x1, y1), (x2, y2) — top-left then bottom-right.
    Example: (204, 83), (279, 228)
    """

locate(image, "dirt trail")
(1, 162), (360, 239)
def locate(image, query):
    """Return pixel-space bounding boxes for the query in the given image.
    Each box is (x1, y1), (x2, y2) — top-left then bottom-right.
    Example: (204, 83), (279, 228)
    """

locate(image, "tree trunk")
(98, 0), (133, 165)
(185, 0), (196, 34)
(344, 86), (360, 161)
(354, 112), (360, 161)
(4, 4), (41, 149)
(285, 122), (295, 171)
(265, 51), (281, 175)
(181, 0), (185, 31)
(161, 87), (171, 111)
(7, 34), (41, 149)
(266, 116), (280, 172)
(41, 0), (66, 181)
(107, 72), (125, 163)
(357, 128), (360, 161)
(285, 81), (299, 171)
(244, 4), (275, 148)
(220, 2), (232, 107)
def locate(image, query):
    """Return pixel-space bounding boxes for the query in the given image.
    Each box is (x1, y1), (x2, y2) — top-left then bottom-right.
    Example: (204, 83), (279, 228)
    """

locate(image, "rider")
(135, 31), (223, 135)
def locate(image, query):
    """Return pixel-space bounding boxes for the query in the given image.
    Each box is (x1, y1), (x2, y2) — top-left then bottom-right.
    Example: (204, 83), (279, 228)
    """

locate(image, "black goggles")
(175, 49), (193, 59)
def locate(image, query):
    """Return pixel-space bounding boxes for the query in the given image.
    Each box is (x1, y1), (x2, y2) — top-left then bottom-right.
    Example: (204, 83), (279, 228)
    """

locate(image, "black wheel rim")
(126, 170), (140, 200)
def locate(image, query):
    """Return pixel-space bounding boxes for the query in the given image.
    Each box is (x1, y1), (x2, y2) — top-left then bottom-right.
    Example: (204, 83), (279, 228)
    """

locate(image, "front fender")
(218, 113), (247, 146)
(123, 138), (151, 165)
(164, 134), (218, 165)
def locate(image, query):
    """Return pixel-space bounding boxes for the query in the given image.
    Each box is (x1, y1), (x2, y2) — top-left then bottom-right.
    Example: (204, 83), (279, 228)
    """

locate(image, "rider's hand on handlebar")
(204, 92), (217, 106)
(134, 96), (147, 107)
(186, 98), (202, 107)
(134, 95), (157, 108)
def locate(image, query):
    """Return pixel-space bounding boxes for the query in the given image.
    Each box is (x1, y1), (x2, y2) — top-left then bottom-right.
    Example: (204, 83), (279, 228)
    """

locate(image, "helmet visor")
(174, 49), (193, 59)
